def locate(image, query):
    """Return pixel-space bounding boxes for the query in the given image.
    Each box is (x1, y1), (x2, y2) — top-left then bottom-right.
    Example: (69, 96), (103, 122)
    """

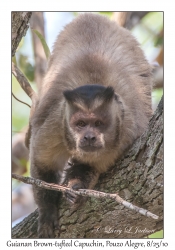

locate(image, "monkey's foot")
(38, 208), (60, 238)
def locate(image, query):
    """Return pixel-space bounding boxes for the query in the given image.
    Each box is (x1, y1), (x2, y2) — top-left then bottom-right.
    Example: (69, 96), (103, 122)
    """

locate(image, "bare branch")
(12, 62), (37, 103)
(12, 92), (31, 108)
(12, 173), (159, 220)
(112, 12), (129, 27)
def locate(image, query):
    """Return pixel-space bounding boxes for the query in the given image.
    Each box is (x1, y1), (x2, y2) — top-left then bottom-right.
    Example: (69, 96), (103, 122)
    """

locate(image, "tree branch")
(12, 62), (37, 129)
(12, 12), (32, 57)
(12, 173), (159, 220)
(12, 92), (31, 108)
(12, 62), (37, 102)
(112, 12), (129, 27)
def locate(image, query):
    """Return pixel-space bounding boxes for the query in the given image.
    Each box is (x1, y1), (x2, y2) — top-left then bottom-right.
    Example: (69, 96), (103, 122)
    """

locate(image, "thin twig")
(12, 92), (31, 108)
(12, 62), (38, 121)
(12, 173), (159, 220)
(12, 62), (37, 102)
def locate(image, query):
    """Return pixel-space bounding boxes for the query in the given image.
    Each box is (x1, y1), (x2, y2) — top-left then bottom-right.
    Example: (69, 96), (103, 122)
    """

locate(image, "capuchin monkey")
(28, 13), (152, 238)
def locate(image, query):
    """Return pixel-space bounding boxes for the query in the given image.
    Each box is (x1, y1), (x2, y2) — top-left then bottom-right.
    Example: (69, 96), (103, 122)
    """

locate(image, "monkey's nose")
(84, 133), (96, 144)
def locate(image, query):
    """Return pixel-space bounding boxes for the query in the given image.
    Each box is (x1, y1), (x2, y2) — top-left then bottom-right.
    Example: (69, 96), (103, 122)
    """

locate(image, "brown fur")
(29, 13), (152, 238)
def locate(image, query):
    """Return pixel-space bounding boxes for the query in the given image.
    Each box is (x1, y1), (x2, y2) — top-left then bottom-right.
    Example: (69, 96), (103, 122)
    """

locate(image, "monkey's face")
(63, 84), (123, 157)
(69, 111), (108, 153)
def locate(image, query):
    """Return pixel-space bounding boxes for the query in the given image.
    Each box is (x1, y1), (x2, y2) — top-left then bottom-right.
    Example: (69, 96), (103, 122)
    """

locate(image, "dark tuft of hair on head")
(100, 86), (115, 103)
(63, 89), (79, 103)
(63, 85), (115, 107)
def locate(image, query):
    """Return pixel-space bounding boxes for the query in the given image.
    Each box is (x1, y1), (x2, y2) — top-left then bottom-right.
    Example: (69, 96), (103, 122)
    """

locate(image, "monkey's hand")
(63, 160), (99, 206)
(65, 179), (87, 205)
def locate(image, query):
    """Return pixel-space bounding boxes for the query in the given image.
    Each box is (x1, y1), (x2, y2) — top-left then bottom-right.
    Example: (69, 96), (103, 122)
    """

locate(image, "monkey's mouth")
(79, 145), (102, 152)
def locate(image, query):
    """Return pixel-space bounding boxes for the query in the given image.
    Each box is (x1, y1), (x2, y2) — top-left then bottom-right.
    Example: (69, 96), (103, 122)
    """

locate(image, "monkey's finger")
(65, 190), (77, 198)
(54, 219), (59, 229)
(72, 182), (85, 190)
(66, 193), (78, 203)
(48, 227), (55, 238)
(38, 226), (54, 238)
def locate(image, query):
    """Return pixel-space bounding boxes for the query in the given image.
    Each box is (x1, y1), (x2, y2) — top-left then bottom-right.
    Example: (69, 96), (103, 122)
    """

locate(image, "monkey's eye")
(76, 121), (86, 128)
(95, 120), (103, 127)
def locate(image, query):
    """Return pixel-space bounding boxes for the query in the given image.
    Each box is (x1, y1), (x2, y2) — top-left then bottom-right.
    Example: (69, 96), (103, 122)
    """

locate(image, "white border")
(0, 1), (174, 249)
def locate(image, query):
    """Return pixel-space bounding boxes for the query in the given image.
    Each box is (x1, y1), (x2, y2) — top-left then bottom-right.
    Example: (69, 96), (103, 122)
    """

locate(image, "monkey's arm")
(25, 123), (31, 149)
(31, 162), (62, 238)
(63, 160), (100, 204)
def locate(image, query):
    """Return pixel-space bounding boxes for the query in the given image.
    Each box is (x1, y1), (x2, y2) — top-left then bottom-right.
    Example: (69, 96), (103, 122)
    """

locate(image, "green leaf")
(18, 54), (34, 82)
(32, 29), (51, 60)
(12, 56), (17, 65)
(148, 230), (163, 238)
(99, 12), (113, 19)
(154, 36), (163, 47)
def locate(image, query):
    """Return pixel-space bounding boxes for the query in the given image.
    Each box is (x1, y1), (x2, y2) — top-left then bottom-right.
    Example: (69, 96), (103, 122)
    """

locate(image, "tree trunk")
(30, 12), (47, 91)
(12, 97), (163, 239)
(12, 12), (32, 57)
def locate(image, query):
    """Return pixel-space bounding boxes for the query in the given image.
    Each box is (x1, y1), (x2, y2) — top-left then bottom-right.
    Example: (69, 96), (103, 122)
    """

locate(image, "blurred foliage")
(99, 12), (113, 18)
(12, 163), (30, 190)
(141, 12), (163, 34)
(24, 161), (31, 177)
(154, 36), (163, 47)
(132, 12), (163, 62)
(74, 12), (113, 18)
(12, 156), (28, 169)
(18, 54), (34, 82)
(12, 34), (37, 133)
(148, 230), (163, 238)
(152, 88), (163, 105)
(32, 29), (51, 59)
(12, 56), (17, 64)
(152, 85), (163, 112)
(131, 12), (163, 110)
(12, 76), (31, 133)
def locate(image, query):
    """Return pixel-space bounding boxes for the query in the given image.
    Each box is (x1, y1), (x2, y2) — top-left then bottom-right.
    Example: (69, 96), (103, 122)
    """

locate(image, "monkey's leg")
(64, 160), (100, 205)
(31, 166), (61, 238)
